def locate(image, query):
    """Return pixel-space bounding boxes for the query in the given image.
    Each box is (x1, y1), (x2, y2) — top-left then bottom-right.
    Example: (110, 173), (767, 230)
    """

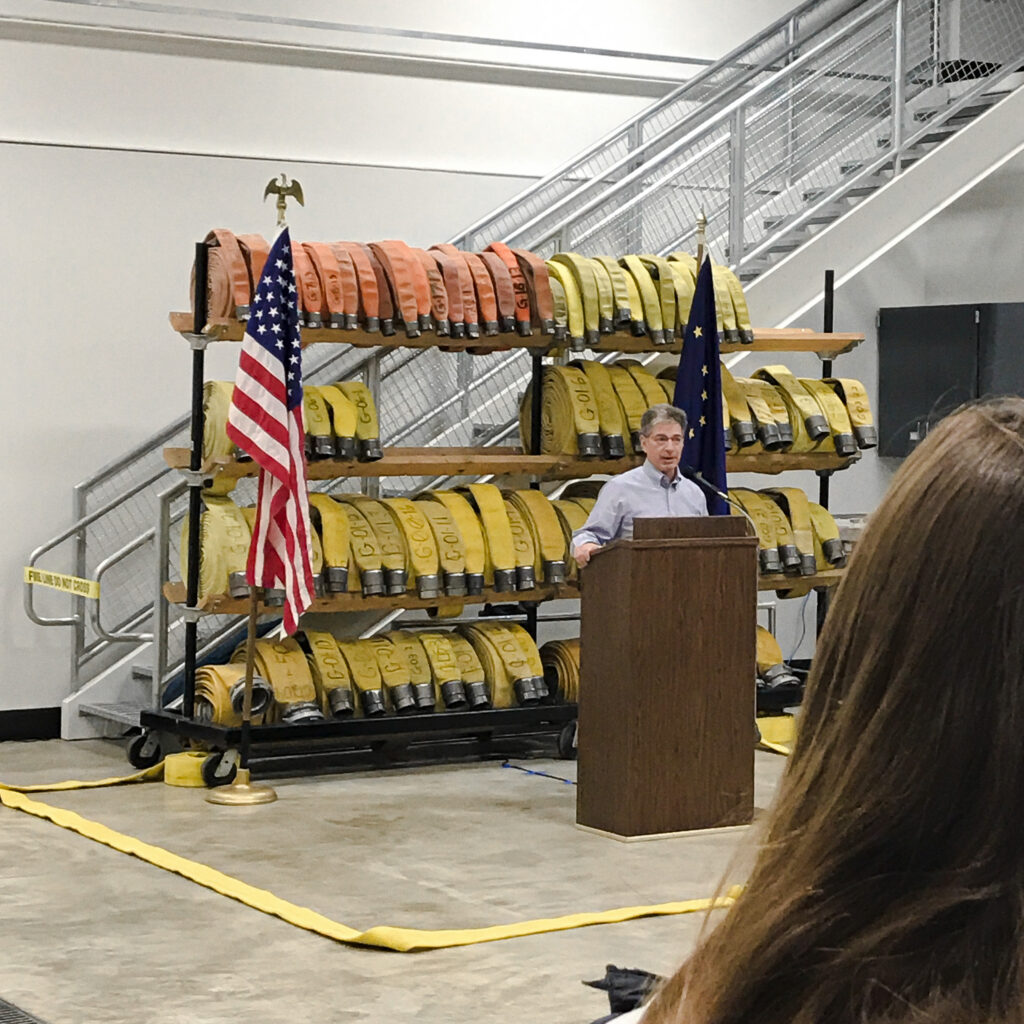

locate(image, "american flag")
(225, 228), (314, 634)
(673, 256), (728, 514)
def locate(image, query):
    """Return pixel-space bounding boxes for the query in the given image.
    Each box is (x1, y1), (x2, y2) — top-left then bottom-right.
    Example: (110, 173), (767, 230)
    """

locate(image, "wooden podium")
(576, 516), (758, 839)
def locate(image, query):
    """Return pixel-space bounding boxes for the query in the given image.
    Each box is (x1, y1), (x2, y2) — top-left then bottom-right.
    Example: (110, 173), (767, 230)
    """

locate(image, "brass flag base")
(204, 587), (278, 807)
(205, 768), (278, 806)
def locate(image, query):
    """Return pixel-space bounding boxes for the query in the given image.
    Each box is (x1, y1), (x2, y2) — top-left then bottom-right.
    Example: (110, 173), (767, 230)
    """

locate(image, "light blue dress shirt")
(571, 460), (708, 551)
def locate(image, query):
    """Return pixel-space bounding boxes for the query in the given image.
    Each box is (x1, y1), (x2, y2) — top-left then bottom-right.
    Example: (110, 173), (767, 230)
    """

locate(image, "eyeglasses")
(647, 433), (684, 447)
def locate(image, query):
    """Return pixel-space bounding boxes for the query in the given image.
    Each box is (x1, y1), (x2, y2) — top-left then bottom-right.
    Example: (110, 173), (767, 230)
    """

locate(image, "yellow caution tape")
(24, 567), (100, 600)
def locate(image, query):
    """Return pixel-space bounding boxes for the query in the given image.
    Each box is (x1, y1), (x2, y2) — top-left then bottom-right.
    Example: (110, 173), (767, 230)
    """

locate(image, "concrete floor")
(0, 740), (786, 1024)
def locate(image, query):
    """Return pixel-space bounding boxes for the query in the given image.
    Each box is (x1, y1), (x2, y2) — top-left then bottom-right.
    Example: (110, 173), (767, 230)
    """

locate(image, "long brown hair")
(645, 398), (1024, 1024)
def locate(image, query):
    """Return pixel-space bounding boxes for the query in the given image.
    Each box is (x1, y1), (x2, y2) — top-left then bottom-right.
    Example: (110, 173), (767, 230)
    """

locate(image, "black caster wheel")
(127, 732), (162, 769)
(201, 751), (238, 789)
(557, 721), (578, 760)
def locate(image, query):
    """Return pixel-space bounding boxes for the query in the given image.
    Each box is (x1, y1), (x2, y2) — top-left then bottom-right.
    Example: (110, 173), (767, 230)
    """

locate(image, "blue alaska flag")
(672, 256), (728, 515)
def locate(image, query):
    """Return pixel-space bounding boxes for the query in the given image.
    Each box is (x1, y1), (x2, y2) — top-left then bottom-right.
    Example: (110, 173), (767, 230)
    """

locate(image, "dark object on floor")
(0, 997), (51, 1023)
(584, 964), (664, 1015)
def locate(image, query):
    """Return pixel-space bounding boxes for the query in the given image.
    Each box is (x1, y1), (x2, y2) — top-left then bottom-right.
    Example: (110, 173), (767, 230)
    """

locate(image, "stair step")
(840, 155), (918, 179)
(883, 155), (919, 172)
(729, 233), (806, 259)
(131, 665), (153, 681)
(737, 231), (806, 250)
(765, 206), (843, 231)
(760, 239), (802, 255)
(878, 126), (956, 148)
(803, 180), (884, 202)
(78, 701), (146, 727)
(914, 95), (1003, 125)
(955, 97), (1005, 118)
(843, 183), (883, 198)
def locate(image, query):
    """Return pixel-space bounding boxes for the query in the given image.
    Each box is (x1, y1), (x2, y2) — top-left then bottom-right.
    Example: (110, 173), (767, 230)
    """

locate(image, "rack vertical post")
(523, 352), (545, 641)
(182, 241), (208, 719)
(816, 268), (836, 637)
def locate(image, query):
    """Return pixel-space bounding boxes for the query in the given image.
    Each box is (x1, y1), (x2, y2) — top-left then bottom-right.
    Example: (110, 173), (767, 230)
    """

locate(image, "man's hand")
(574, 542), (601, 568)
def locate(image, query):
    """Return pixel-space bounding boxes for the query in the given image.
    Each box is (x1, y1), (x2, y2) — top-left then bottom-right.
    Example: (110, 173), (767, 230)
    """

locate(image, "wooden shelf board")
(726, 452), (857, 474)
(757, 567), (845, 591)
(163, 446), (856, 481)
(163, 580), (581, 615)
(165, 568), (842, 611)
(170, 312), (863, 358)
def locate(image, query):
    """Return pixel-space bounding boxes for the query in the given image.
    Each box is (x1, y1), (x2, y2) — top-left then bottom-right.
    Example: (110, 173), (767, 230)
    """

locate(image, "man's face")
(639, 420), (685, 475)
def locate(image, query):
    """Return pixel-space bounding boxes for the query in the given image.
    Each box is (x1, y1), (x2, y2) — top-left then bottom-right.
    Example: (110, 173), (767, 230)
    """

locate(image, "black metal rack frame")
(156, 241), (571, 769)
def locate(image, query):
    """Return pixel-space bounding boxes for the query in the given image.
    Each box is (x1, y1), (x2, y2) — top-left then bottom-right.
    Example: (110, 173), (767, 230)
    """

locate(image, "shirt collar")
(642, 459), (682, 489)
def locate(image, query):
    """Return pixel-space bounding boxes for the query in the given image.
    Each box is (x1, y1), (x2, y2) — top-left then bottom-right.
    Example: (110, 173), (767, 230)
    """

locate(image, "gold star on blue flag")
(671, 256), (728, 514)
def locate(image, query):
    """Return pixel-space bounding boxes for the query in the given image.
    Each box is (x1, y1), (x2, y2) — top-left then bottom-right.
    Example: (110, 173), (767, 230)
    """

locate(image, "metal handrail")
(24, 463), (173, 627)
(495, 2), (880, 250)
(88, 530), (157, 644)
(572, 19), (896, 252)
(450, 0), (865, 247)
(519, 0), (893, 253)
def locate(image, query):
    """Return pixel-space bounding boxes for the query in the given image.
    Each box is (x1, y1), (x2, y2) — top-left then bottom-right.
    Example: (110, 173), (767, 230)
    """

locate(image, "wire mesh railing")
(516, 0), (1024, 262)
(451, 0), (867, 252)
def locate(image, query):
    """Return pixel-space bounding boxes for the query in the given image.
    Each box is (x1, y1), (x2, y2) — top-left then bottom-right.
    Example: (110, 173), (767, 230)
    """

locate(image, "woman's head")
(646, 397), (1024, 1024)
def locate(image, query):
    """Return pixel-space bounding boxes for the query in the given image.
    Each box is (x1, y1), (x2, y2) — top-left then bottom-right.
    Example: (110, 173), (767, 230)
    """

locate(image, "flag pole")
(207, 583), (277, 804)
(239, 584), (260, 769)
(208, 173), (306, 807)
(695, 208), (707, 269)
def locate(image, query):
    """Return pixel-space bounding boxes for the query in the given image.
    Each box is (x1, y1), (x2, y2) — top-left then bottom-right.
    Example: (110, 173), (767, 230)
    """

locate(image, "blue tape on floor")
(502, 761), (576, 785)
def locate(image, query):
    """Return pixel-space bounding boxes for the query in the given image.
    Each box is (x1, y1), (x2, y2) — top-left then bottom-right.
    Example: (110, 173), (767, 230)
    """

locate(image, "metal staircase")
(26, 0), (1024, 738)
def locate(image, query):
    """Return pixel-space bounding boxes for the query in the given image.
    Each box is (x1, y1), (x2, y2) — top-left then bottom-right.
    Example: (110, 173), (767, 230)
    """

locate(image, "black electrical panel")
(878, 302), (1024, 457)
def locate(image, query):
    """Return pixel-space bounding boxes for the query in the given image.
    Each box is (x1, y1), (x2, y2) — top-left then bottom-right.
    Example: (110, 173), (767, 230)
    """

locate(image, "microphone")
(678, 464), (759, 540)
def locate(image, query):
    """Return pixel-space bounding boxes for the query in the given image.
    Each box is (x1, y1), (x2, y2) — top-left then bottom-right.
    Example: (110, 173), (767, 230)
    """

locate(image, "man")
(572, 404), (707, 568)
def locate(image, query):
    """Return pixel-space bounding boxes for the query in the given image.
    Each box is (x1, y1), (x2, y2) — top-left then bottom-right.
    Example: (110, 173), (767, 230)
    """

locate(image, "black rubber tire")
(127, 732), (162, 769)
(557, 721), (578, 760)
(201, 752), (237, 788)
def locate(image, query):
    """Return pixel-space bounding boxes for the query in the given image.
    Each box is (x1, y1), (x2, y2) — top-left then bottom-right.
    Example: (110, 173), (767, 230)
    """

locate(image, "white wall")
(0, 0), (801, 175)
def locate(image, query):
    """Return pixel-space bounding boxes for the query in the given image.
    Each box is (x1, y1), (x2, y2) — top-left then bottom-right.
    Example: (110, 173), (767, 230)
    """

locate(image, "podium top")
(633, 516), (749, 540)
